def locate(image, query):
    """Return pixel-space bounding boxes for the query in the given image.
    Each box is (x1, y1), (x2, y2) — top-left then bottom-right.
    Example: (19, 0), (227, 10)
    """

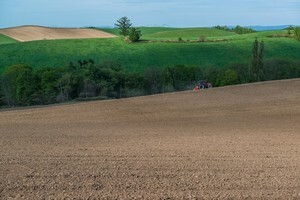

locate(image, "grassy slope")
(0, 34), (18, 45)
(100, 27), (237, 39)
(0, 28), (299, 72)
(100, 27), (182, 36)
(144, 28), (237, 40)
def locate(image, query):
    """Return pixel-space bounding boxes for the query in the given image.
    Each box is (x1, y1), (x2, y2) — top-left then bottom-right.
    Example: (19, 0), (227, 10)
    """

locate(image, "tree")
(251, 38), (264, 81)
(144, 67), (163, 94)
(287, 25), (293, 35)
(216, 69), (239, 86)
(115, 16), (132, 36)
(294, 27), (300, 41)
(1, 64), (35, 106)
(0, 77), (4, 106)
(34, 67), (61, 104)
(128, 27), (142, 42)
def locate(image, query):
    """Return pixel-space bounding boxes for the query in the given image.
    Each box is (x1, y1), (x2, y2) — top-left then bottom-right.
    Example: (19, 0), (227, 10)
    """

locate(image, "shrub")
(128, 27), (142, 42)
(198, 36), (206, 42)
(1, 64), (35, 106)
(216, 69), (239, 86)
(294, 27), (300, 41)
(143, 67), (163, 94)
(262, 59), (300, 80)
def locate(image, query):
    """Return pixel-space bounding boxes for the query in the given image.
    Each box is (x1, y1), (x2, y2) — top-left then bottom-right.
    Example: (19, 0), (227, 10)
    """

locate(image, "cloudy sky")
(0, 0), (299, 28)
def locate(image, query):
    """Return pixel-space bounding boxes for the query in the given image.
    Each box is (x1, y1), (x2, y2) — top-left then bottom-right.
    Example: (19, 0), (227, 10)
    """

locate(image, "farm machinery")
(193, 80), (212, 91)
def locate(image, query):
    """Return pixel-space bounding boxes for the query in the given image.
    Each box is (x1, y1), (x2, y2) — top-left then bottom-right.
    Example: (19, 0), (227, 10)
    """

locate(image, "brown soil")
(0, 79), (300, 199)
(0, 26), (116, 42)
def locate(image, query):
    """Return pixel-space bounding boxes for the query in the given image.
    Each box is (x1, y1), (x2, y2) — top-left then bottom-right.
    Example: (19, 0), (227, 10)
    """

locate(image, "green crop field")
(0, 27), (299, 73)
(0, 34), (18, 45)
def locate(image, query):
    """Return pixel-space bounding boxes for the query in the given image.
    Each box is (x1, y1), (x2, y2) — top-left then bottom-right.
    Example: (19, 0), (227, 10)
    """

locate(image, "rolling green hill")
(0, 34), (18, 45)
(144, 28), (237, 40)
(100, 27), (237, 39)
(0, 27), (299, 73)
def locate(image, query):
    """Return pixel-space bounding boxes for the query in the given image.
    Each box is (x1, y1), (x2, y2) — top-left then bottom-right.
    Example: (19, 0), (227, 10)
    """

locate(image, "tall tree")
(251, 38), (264, 81)
(115, 17), (132, 36)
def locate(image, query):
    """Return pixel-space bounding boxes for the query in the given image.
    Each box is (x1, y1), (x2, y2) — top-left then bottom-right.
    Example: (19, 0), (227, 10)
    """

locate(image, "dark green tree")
(34, 67), (61, 104)
(216, 69), (239, 86)
(294, 27), (300, 41)
(115, 16), (132, 36)
(128, 27), (142, 42)
(1, 64), (35, 106)
(0, 77), (4, 106)
(251, 38), (264, 81)
(144, 67), (163, 94)
(287, 25), (293, 35)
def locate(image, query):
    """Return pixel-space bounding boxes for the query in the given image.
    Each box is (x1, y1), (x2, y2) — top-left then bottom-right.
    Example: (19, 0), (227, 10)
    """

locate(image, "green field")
(0, 27), (299, 72)
(101, 27), (237, 39)
(144, 28), (237, 40)
(0, 34), (18, 45)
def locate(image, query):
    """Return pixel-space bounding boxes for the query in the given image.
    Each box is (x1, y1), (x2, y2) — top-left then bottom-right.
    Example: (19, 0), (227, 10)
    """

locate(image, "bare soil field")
(0, 79), (300, 199)
(0, 26), (116, 42)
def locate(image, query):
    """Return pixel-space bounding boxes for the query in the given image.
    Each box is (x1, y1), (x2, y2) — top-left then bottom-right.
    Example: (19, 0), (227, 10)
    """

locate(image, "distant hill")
(245, 25), (291, 31)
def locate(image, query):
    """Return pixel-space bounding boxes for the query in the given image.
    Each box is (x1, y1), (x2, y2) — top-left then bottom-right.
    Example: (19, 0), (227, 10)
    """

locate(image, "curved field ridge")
(0, 79), (300, 199)
(0, 26), (117, 42)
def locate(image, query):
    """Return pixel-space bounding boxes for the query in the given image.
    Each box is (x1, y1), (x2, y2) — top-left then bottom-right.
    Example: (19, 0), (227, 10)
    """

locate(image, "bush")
(262, 59), (300, 80)
(294, 27), (300, 41)
(164, 65), (202, 91)
(231, 62), (250, 83)
(216, 69), (239, 86)
(198, 36), (206, 42)
(144, 67), (163, 94)
(128, 27), (142, 42)
(1, 64), (35, 106)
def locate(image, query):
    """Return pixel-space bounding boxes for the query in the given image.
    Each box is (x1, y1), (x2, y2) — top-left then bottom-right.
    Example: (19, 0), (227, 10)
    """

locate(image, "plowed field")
(1, 79), (300, 199)
(0, 26), (116, 42)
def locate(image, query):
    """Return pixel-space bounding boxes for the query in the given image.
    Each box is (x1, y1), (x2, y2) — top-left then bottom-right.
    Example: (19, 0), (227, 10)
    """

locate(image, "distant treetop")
(214, 25), (256, 34)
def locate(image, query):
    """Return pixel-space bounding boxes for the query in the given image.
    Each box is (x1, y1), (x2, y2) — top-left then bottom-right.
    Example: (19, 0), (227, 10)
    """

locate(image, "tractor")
(193, 80), (212, 91)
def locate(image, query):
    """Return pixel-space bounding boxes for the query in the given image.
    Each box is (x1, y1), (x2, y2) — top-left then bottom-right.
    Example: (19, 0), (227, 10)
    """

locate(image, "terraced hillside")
(0, 79), (300, 199)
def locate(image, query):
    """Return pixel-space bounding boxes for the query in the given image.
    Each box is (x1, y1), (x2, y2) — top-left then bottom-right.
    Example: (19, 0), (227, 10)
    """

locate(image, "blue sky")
(0, 0), (299, 28)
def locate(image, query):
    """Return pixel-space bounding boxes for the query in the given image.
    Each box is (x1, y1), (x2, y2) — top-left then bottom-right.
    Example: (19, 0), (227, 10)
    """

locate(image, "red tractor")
(193, 80), (212, 91)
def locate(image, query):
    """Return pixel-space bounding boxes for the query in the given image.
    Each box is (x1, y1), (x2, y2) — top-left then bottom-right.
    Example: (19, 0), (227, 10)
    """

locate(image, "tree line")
(1, 56), (299, 108)
(1, 38), (300, 107)
(214, 25), (256, 34)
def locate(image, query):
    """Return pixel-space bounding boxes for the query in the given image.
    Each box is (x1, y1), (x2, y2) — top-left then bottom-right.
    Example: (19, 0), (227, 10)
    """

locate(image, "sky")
(0, 0), (299, 28)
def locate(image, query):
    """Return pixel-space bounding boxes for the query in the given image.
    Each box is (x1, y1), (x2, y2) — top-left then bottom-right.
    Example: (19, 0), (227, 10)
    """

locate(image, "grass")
(99, 27), (237, 40)
(0, 27), (299, 73)
(99, 27), (185, 37)
(0, 34), (18, 45)
(143, 28), (237, 40)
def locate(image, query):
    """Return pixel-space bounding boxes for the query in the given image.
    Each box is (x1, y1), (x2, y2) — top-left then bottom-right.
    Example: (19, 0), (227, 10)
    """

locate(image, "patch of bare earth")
(0, 79), (300, 199)
(0, 26), (116, 42)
